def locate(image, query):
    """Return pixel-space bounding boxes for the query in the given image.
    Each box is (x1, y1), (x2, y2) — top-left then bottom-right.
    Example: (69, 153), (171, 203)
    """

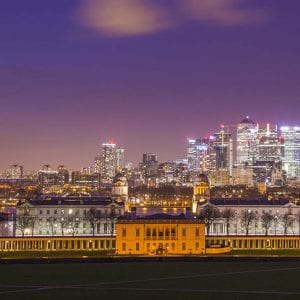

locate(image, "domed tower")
(192, 174), (210, 213)
(111, 173), (129, 209)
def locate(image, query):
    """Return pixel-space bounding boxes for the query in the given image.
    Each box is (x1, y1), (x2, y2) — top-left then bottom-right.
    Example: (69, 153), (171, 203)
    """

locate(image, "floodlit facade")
(197, 199), (300, 236)
(16, 196), (124, 237)
(116, 214), (205, 255)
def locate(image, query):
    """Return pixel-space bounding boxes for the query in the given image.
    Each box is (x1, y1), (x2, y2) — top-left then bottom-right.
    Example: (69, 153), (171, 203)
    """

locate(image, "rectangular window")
(136, 242), (140, 251)
(47, 210), (50, 215)
(165, 228), (170, 237)
(152, 228), (157, 237)
(122, 243), (126, 251)
(182, 242), (186, 251)
(136, 228), (140, 237)
(146, 228), (151, 237)
(122, 228), (126, 237)
(158, 228), (164, 238)
(195, 242), (199, 250)
(195, 228), (200, 237)
(171, 227), (176, 237)
(182, 228), (186, 237)
(172, 243), (175, 251)
(39, 210), (43, 215)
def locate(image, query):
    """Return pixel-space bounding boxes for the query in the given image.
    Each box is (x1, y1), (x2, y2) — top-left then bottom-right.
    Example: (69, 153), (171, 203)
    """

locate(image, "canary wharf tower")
(236, 116), (258, 166)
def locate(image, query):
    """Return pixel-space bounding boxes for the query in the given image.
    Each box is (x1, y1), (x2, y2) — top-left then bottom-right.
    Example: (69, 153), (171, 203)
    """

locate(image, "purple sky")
(1, 0), (300, 171)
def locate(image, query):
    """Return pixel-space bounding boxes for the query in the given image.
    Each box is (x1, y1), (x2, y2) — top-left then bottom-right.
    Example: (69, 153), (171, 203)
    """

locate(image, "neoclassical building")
(197, 199), (300, 236)
(16, 196), (124, 237)
(116, 213), (206, 255)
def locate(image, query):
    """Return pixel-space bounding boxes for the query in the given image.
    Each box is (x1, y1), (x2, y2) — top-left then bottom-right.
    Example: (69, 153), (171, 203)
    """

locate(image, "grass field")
(2, 249), (300, 259)
(1, 261), (300, 300)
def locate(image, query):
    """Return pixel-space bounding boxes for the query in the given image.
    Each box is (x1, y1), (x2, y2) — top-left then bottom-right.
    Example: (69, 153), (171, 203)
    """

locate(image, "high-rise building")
(236, 116), (258, 166)
(187, 138), (210, 172)
(251, 123), (284, 185)
(211, 129), (233, 174)
(10, 164), (23, 179)
(257, 124), (284, 161)
(140, 153), (158, 180)
(280, 126), (300, 178)
(116, 148), (125, 172)
(95, 142), (117, 185)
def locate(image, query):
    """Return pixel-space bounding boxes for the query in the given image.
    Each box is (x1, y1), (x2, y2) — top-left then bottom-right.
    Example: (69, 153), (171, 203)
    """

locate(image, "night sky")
(1, 0), (300, 171)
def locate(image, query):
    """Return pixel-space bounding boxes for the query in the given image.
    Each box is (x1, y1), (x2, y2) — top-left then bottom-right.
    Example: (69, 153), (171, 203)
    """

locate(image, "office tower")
(95, 142), (117, 185)
(10, 165), (23, 179)
(94, 156), (101, 174)
(116, 148), (125, 172)
(280, 126), (300, 178)
(187, 138), (210, 172)
(211, 129), (233, 173)
(253, 124), (284, 184)
(257, 124), (284, 160)
(236, 116), (258, 166)
(140, 153), (158, 179)
(57, 165), (69, 185)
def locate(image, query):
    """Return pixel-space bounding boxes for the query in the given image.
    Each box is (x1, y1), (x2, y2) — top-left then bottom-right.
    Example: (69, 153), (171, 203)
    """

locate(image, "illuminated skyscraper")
(140, 153), (158, 179)
(236, 116), (258, 165)
(96, 142), (117, 185)
(280, 126), (300, 178)
(257, 124), (284, 161)
(187, 138), (210, 172)
(211, 129), (233, 173)
(116, 148), (125, 172)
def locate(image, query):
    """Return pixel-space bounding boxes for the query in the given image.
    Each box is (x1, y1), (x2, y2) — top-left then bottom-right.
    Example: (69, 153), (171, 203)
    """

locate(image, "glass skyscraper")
(280, 126), (300, 178)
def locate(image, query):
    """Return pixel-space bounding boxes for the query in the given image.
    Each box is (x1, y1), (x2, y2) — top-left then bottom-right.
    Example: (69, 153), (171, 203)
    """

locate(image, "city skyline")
(1, 117), (299, 174)
(1, 0), (300, 170)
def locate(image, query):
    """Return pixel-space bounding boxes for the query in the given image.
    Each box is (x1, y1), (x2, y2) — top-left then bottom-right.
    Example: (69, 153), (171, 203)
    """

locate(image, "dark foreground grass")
(2, 249), (300, 259)
(1, 261), (300, 300)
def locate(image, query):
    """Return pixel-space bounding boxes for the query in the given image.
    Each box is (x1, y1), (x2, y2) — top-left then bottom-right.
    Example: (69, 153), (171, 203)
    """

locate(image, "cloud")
(76, 0), (269, 37)
(77, 0), (173, 37)
(181, 0), (268, 26)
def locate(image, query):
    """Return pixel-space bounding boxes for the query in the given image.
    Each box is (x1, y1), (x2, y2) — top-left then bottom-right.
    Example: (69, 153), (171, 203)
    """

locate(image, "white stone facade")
(16, 197), (124, 237)
(197, 200), (300, 236)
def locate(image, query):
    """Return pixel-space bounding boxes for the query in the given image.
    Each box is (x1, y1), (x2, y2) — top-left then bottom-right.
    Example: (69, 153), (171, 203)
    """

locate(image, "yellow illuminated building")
(116, 217), (205, 255)
(192, 174), (210, 213)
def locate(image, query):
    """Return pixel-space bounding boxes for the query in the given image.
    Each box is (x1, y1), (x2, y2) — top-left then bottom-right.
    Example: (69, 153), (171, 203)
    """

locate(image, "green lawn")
(1, 261), (300, 300)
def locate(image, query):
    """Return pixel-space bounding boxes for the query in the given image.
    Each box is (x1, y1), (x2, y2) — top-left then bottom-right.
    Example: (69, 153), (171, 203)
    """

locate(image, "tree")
(68, 211), (81, 236)
(296, 211), (300, 236)
(281, 212), (294, 235)
(222, 208), (235, 236)
(28, 215), (38, 237)
(46, 216), (58, 236)
(84, 208), (102, 236)
(273, 213), (280, 236)
(240, 210), (257, 235)
(198, 205), (220, 236)
(16, 207), (31, 237)
(59, 216), (68, 236)
(261, 212), (274, 236)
